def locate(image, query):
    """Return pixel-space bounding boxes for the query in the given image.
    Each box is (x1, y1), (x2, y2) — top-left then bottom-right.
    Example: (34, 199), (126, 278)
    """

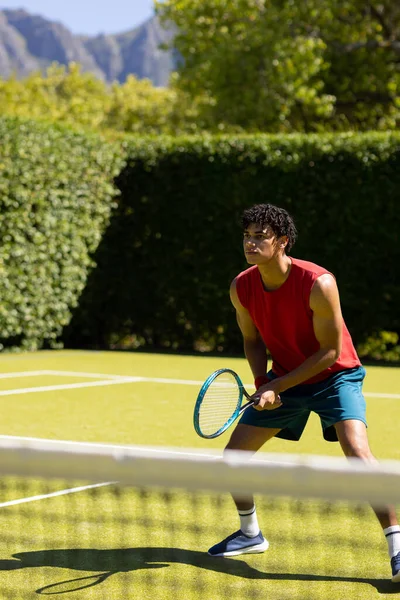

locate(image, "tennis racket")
(193, 369), (257, 439)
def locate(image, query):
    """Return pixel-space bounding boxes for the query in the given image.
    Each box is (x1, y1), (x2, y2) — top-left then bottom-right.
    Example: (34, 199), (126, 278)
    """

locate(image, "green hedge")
(64, 132), (400, 358)
(0, 116), (124, 351)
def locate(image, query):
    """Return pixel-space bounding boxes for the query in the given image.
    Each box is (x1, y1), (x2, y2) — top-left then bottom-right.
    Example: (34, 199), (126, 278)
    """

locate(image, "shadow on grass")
(0, 547), (398, 595)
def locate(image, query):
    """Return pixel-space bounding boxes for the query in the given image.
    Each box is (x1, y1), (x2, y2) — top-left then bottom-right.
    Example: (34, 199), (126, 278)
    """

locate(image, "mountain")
(0, 11), (39, 77)
(0, 8), (176, 86)
(81, 17), (176, 86)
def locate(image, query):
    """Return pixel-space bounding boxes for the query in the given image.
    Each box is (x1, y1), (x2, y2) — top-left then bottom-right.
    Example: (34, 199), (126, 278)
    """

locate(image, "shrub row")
(64, 132), (400, 359)
(0, 116), (125, 350)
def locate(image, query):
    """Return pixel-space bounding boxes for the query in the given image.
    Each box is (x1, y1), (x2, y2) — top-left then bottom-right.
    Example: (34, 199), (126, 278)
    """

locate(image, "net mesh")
(0, 438), (399, 599)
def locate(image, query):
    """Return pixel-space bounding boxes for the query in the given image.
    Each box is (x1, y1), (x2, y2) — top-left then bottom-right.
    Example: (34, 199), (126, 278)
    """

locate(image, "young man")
(208, 203), (400, 583)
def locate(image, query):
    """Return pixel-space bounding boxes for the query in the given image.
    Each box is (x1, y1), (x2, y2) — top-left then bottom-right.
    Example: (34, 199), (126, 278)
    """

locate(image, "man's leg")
(335, 419), (400, 582)
(208, 424), (280, 557)
(225, 424), (281, 510)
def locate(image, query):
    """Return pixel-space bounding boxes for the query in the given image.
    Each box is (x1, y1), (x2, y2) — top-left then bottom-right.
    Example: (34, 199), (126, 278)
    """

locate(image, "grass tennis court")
(0, 349), (399, 599)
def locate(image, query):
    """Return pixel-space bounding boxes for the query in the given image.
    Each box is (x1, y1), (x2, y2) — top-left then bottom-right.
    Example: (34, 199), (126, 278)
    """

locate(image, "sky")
(0, 0), (155, 35)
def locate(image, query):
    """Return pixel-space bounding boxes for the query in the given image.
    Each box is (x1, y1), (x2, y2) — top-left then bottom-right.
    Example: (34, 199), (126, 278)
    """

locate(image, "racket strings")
(198, 373), (241, 436)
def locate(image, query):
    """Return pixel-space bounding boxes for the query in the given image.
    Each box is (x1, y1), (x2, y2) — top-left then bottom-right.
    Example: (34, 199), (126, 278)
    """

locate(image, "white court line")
(132, 376), (400, 398)
(0, 370), (398, 399)
(0, 370), (130, 381)
(0, 377), (143, 397)
(47, 371), (400, 398)
(0, 482), (113, 509)
(0, 371), (48, 380)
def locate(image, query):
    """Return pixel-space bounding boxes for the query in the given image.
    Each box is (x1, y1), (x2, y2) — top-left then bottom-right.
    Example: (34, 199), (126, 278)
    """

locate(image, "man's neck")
(258, 255), (292, 291)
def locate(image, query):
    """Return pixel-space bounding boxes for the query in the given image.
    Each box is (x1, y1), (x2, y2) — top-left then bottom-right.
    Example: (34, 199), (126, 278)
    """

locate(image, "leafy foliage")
(157, 0), (400, 131)
(0, 63), (201, 135)
(0, 116), (124, 351)
(358, 331), (400, 362)
(3, 0), (400, 135)
(65, 132), (400, 361)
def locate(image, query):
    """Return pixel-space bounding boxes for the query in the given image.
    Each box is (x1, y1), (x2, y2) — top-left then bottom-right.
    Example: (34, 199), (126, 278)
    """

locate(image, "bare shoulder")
(310, 273), (341, 312)
(312, 273), (339, 295)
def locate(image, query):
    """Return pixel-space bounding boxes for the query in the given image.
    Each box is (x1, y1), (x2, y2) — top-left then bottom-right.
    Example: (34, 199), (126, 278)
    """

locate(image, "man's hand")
(252, 383), (283, 411)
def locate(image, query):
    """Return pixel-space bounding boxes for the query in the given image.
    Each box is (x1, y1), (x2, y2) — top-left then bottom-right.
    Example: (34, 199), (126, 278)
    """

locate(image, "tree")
(0, 63), (109, 128)
(156, 0), (400, 131)
(312, 1), (400, 129)
(105, 75), (202, 134)
(0, 63), (202, 135)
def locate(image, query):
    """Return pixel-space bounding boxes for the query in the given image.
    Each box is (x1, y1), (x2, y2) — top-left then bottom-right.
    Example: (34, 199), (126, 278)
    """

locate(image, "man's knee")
(341, 440), (374, 460)
(335, 419), (375, 461)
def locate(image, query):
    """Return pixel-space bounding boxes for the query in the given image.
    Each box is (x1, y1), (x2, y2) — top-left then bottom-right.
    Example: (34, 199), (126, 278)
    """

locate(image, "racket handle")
(238, 399), (255, 415)
(239, 394), (282, 415)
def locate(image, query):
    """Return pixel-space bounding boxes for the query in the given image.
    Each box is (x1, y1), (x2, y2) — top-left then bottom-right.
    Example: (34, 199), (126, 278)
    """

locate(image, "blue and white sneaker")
(392, 551), (400, 583)
(208, 530), (269, 557)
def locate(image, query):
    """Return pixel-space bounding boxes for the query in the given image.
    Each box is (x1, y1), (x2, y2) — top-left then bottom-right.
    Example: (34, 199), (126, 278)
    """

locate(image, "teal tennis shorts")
(239, 366), (367, 442)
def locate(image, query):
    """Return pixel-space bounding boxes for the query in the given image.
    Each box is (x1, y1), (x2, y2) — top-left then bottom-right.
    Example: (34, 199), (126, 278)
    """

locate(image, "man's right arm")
(230, 278), (268, 381)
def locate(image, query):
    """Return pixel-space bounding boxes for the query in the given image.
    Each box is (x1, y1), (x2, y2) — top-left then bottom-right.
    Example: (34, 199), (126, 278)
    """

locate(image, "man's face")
(243, 223), (286, 264)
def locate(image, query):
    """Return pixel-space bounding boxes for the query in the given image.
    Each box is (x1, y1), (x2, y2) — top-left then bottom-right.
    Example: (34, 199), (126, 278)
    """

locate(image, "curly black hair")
(241, 203), (297, 253)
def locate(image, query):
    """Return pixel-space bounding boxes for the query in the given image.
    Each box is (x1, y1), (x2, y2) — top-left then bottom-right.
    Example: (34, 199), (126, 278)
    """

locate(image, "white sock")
(238, 505), (260, 537)
(384, 525), (400, 558)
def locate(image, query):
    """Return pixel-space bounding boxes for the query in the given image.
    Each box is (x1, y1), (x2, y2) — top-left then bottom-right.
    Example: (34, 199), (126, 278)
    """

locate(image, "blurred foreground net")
(0, 438), (399, 599)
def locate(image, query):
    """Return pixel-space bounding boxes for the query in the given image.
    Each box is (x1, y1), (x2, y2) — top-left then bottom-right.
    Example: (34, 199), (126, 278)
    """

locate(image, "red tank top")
(235, 258), (361, 384)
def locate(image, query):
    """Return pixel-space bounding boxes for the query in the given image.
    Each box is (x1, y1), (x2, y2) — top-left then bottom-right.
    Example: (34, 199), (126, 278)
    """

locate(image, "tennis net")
(0, 437), (399, 599)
